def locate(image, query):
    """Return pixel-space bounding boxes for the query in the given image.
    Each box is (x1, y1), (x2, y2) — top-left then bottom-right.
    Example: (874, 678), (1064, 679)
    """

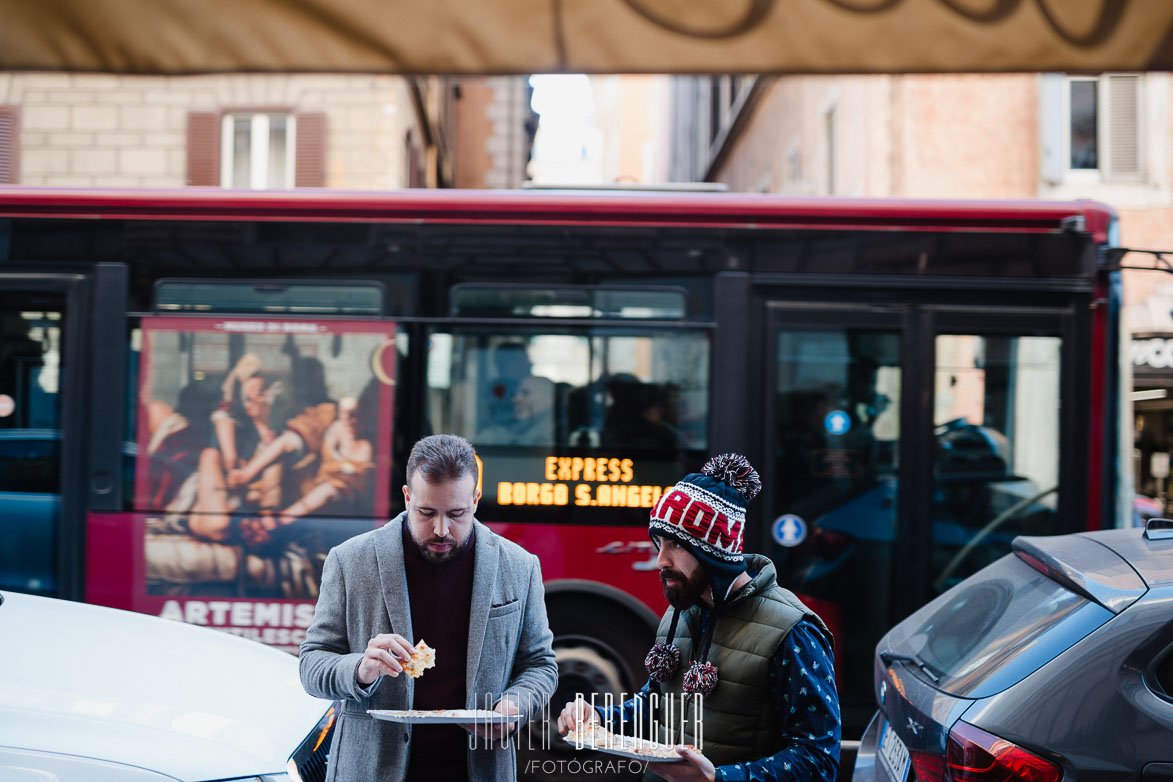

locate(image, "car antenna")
(1144, 518), (1173, 541)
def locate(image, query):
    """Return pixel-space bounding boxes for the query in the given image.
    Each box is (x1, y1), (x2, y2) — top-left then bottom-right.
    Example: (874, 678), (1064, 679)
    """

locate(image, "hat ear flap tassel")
(682, 609), (719, 697)
(645, 609), (721, 697)
(683, 660), (719, 697)
(644, 609), (682, 683)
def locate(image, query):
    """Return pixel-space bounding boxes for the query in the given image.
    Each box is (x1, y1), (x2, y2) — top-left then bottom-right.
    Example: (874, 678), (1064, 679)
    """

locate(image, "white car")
(0, 590), (335, 781)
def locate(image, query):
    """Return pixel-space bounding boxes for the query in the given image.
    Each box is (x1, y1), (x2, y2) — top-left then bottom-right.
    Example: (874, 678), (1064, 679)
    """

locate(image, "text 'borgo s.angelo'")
(496, 457), (675, 508)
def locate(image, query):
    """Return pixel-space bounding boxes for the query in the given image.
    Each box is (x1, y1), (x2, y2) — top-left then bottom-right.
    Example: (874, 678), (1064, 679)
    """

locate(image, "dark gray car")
(853, 521), (1173, 782)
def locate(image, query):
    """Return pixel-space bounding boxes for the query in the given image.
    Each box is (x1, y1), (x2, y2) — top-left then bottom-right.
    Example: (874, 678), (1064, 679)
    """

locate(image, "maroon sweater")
(402, 520), (476, 782)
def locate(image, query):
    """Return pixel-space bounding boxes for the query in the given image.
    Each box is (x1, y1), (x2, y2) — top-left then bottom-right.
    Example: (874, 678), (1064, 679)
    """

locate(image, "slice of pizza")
(401, 639), (436, 679)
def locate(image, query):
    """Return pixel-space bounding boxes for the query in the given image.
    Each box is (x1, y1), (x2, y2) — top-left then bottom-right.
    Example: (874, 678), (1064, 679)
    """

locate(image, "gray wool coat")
(299, 515), (558, 781)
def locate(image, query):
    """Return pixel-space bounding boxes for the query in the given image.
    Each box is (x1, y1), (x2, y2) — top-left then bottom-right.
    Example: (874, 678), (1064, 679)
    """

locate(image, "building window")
(1068, 78), (1099, 170)
(0, 106), (18, 185)
(1044, 74), (1141, 183)
(220, 113), (296, 189)
(1070, 74), (1139, 178)
(1040, 72), (1169, 207)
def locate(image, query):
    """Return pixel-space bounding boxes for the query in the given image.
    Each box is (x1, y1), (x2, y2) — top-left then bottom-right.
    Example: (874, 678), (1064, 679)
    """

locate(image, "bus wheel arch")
(543, 580), (660, 709)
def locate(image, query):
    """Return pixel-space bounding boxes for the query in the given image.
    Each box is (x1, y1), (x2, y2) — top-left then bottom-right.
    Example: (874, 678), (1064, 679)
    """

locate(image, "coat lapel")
(374, 513), (414, 650)
(465, 520), (499, 702)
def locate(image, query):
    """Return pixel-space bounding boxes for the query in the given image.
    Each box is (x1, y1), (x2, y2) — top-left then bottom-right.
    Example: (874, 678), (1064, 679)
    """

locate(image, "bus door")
(760, 302), (906, 731)
(0, 274), (88, 599)
(762, 299), (1081, 732)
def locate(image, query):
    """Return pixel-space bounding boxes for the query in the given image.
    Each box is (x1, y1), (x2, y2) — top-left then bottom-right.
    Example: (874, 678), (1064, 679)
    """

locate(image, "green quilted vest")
(648, 554), (832, 769)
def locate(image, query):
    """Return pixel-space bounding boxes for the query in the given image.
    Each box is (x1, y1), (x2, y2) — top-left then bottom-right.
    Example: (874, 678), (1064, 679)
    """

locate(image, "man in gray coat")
(300, 434), (558, 781)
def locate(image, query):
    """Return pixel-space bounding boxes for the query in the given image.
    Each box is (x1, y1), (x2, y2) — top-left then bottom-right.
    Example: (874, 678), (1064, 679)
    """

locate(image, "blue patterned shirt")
(597, 616), (840, 782)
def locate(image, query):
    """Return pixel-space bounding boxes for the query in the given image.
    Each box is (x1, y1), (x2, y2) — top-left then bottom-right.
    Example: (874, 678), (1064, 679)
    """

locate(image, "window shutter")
(0, 106), (19, 185)
(294, 112), (327, 188)
(186, 111), (221, 186)
(1105, 74), (1140, 179)
(1038, 74), (1065, 185)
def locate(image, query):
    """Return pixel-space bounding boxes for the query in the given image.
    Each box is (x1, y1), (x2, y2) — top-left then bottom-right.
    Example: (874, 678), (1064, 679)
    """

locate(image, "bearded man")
(558, 454), (840, 782)
(300, 434), (557, 781)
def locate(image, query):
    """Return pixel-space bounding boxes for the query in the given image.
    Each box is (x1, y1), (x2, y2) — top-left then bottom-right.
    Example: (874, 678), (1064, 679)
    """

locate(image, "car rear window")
(883, 553), (1114, 698)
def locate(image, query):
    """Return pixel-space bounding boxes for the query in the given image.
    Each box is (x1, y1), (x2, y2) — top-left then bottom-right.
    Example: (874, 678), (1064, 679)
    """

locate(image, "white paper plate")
(562, 733), (686, 763)
(368, 709), (521, 725)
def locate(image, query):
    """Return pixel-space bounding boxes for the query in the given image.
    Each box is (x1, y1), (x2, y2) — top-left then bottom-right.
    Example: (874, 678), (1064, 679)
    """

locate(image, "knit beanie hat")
(643, 454), (761, 699)
(648, 453), (761, 605)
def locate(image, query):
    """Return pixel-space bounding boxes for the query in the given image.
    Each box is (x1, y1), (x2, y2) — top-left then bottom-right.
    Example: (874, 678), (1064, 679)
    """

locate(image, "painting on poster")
(132, 316), (396, 600)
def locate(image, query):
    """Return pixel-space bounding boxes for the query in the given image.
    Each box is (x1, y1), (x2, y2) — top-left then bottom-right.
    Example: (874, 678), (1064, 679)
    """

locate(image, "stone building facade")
(0, 72), (534, 191)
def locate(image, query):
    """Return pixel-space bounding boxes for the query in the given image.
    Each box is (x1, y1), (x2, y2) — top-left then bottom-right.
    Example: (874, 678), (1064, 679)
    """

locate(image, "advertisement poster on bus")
(93, 316), (397, 647)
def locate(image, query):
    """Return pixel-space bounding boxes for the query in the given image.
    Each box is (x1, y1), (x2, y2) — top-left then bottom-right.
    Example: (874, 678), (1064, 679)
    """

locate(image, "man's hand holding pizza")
(357, 633), (416, 685)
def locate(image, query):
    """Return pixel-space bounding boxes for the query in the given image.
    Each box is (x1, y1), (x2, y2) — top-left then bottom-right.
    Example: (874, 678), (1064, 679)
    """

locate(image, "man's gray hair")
(406, 434), (479, 486)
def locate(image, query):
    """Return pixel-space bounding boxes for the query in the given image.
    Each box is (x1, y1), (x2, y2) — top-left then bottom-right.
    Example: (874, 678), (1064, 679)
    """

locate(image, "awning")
(1, 0), (1172, 75)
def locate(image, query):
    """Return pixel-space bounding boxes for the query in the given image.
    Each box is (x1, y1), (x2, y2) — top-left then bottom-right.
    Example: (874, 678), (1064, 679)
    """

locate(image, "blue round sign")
(824, 409), (851, 436)
(772, 514), (808, 548)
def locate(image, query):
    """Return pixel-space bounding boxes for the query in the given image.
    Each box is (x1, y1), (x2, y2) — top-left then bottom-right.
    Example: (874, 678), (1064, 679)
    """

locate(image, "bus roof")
(0, 187), (1117, 241)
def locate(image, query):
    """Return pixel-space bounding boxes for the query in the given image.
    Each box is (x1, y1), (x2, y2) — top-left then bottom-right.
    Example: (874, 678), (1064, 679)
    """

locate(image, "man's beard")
(660, 566), (707, 609)
(412, 532), (469, 564)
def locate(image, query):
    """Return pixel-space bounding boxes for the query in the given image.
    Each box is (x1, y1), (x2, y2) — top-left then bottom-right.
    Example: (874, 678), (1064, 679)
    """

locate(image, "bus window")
(930, 334), (1062, 591)
(450, 285), (686, 320)
(0, 436), (60, 494)
(427, 329), (709, 452)
(154, 280), (384, 316)
(436, 333), (589, 447)
(0, 300), (67, 596)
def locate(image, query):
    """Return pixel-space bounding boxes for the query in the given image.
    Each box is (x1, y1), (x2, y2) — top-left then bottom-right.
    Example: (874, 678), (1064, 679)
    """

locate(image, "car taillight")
(946, 721), (1061, 782)
(911, 750), (946, 782)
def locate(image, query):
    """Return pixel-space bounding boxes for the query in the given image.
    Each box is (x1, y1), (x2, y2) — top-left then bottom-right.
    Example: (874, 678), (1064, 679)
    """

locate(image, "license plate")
(878, 719), (911, 782)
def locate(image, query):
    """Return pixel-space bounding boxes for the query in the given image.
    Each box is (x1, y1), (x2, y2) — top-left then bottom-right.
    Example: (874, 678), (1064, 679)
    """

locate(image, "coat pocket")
(482, 602), (524, 692)
(487, 600), (521, 618)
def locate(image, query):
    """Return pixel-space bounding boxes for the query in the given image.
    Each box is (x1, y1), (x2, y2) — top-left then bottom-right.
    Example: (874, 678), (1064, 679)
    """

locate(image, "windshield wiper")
(880, 650), (941, 684)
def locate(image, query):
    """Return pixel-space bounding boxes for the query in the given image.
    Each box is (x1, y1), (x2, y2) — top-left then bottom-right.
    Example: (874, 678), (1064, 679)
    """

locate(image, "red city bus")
(0, 188), (1126, 737)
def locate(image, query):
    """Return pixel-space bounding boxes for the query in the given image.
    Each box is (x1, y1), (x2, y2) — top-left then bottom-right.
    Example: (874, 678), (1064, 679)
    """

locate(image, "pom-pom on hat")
(649, 453), (761, 604)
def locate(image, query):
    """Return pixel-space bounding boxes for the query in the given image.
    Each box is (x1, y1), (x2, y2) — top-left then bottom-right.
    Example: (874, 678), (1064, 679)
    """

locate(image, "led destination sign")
(496, 456), (675, 508)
